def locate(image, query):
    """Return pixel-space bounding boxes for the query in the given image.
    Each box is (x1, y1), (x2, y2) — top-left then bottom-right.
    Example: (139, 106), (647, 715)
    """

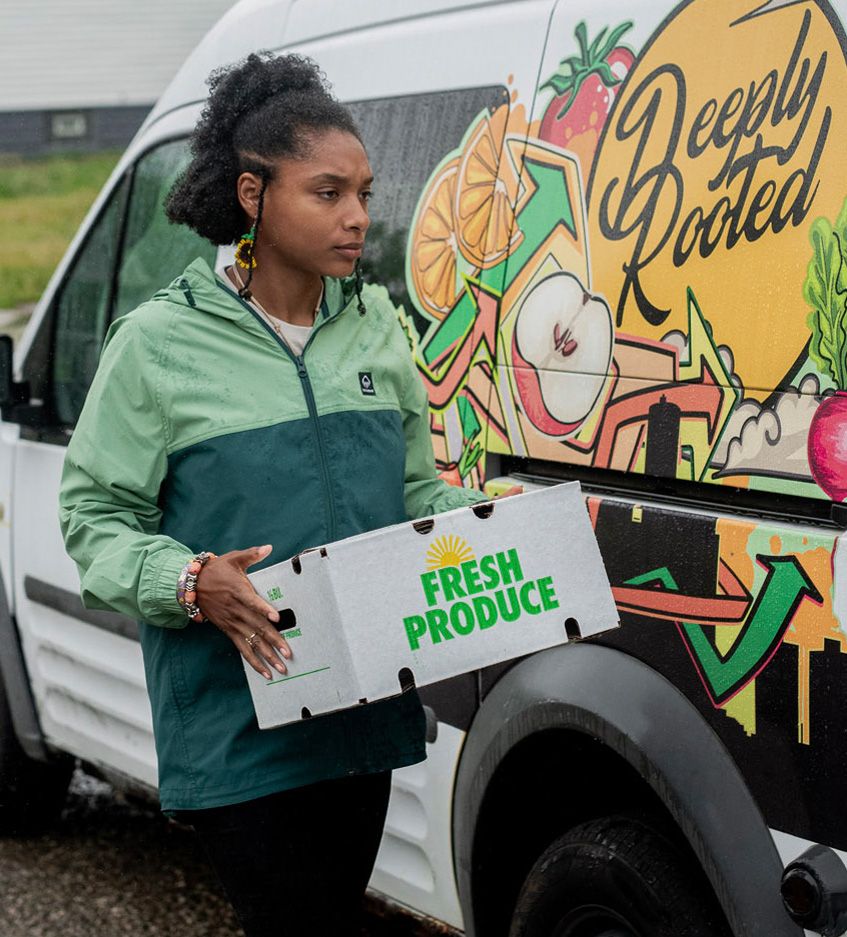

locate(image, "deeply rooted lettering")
(596, 10), (830, 328)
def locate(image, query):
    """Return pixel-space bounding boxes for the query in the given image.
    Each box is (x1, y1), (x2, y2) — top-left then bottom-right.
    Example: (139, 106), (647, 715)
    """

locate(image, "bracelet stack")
(177, 551), (216, 622)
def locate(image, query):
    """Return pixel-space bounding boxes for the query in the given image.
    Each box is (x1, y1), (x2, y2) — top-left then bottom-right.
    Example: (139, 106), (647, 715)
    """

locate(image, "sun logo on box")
(426, 535), (475, 570)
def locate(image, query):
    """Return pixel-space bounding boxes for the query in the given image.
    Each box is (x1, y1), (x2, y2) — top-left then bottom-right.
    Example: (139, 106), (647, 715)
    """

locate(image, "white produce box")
(245, 482), (618, 728)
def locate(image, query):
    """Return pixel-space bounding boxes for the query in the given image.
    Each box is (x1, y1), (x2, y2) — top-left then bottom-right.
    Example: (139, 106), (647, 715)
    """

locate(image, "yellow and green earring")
(234, 227), (257, 270)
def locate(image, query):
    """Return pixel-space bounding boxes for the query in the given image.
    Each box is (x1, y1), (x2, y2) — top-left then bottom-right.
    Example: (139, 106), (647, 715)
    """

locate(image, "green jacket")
(59, 257), (486, 811)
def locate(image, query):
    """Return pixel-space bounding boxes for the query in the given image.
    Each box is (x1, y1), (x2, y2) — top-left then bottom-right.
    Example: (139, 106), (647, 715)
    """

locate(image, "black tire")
(509, 816), (732, 937)
(0, 678), (72, 834)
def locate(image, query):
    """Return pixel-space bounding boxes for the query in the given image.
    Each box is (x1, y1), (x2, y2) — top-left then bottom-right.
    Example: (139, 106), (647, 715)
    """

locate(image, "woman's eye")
(361, 190), (373, 202)
(318, 190), (338, 200)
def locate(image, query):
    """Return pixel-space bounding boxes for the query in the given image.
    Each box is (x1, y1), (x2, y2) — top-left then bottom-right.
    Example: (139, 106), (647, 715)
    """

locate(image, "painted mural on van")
(399, 0), (847, 805)
(404, 0), (847, 502)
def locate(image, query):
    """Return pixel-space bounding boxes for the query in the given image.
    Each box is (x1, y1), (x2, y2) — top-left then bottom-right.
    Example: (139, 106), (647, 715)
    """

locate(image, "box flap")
(246, 549), (357, 725)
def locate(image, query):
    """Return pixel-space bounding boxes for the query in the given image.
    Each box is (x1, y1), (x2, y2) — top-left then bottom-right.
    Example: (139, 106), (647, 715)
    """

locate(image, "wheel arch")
(453, 642), (802, 937)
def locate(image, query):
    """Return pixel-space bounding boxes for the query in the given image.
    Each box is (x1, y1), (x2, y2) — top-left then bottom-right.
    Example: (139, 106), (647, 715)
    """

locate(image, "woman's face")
(238, 128), (373, 279)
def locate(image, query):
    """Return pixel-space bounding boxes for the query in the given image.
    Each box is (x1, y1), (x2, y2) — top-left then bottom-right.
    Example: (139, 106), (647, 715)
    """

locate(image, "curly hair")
(166, 52), (362, 248)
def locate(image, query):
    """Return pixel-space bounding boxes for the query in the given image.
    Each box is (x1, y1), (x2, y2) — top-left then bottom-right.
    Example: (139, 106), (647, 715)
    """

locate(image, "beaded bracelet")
(176, 551), (216, 623)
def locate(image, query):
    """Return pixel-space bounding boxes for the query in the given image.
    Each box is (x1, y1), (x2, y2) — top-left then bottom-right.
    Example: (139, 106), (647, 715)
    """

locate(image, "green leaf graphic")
(804, 199), (847, 389)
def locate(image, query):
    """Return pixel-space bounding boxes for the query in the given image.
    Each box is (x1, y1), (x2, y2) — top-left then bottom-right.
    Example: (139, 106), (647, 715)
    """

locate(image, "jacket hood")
(152, 256), (359, 323)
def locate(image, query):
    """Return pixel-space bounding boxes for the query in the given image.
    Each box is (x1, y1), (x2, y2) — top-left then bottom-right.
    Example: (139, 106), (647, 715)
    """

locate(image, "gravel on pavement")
(0, 769), (434, 937)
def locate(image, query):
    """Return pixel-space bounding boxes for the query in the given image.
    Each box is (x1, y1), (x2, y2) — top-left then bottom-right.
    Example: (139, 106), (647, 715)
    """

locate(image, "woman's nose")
(345, 198), (370, 232)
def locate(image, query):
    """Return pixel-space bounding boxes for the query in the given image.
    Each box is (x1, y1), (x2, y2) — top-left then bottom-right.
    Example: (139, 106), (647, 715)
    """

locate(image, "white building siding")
(0, 1), (237, 111)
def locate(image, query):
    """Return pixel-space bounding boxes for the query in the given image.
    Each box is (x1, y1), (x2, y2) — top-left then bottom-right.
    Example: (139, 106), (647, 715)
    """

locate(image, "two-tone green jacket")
(59, 257), (486, 811)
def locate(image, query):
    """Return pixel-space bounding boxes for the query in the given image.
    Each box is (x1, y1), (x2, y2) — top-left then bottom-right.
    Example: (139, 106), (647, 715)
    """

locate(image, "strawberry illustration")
(539, 21), (634, 178)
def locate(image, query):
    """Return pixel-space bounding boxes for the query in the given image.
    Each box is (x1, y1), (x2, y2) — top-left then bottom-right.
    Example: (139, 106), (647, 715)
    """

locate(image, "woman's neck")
(231, 263), (322, 327)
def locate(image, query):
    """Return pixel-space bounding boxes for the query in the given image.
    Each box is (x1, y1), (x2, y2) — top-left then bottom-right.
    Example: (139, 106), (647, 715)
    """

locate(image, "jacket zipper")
(293, 350), (337, 541)
(215, 280), (342, 541)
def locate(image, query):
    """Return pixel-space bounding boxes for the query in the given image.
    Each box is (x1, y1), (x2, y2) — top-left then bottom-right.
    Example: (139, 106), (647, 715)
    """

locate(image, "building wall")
(0, 0), (236, 154)
(0, 106), (152, 156)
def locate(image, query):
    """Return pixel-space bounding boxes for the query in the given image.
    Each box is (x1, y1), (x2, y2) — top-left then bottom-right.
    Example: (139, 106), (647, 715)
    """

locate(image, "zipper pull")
(296, 356), (307, 379)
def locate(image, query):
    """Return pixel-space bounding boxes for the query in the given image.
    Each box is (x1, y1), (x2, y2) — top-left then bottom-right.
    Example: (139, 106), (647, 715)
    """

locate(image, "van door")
(475, 0), (641, 476)
(281, 1), (557, 926)
(9, 137), (215, 787)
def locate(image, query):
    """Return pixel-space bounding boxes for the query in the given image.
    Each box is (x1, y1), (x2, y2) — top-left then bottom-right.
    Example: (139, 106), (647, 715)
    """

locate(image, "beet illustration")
(808, 392), (847, 501)
(804, 199), (847, 500)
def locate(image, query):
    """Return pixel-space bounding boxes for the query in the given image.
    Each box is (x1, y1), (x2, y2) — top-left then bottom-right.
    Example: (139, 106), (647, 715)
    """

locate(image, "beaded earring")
(234, 226), (257, 270)
(237, 182), (266, 299)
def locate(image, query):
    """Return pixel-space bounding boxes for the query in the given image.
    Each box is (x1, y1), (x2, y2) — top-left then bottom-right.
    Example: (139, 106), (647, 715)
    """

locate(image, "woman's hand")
(196, 545), (291, 680)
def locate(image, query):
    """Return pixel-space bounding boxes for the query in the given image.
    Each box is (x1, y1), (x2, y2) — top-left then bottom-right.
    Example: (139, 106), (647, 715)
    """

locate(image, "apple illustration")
(512, 272), (613, 437)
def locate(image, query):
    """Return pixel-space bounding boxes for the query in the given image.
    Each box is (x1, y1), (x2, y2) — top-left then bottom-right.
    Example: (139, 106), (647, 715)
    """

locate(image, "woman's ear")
(236, 172), (264, 220)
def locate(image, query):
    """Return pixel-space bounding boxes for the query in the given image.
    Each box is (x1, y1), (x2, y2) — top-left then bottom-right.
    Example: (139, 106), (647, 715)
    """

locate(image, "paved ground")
(0, 770), (428, 937)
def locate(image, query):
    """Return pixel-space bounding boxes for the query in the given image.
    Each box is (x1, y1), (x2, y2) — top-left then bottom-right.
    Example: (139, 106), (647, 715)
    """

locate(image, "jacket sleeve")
(59, 316), (192, 628)
(399, 346), (489, 519)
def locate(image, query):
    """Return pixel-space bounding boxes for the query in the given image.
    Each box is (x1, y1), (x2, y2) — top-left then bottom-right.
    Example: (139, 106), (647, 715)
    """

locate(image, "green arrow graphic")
(624, 555), (821, 706)
(498, 156), (577, 297)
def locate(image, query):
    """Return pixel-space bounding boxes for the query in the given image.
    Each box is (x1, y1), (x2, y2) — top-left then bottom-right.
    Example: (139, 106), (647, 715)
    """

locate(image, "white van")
(3, 1), (847, 935)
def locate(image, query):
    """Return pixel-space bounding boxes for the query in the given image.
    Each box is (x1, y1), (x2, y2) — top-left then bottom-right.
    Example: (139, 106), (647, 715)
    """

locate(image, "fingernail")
(268, 611), (280, 622)
(274, 662), (286, 674)
(263, 670), (272, 680)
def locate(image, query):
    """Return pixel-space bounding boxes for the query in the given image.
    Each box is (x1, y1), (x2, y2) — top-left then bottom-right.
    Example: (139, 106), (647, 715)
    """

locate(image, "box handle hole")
(472, 502), (495, 519)
(291, 547), (327, 573)
(412, 519), (435, 535)
(398, 667), (416, 693)
(275, 608), (296, 632)
(301, 707), (312, 719)
(565, 617), (582, 640)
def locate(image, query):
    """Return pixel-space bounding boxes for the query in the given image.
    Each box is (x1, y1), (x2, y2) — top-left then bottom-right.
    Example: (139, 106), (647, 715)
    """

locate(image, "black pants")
(180, 771), (392, 937)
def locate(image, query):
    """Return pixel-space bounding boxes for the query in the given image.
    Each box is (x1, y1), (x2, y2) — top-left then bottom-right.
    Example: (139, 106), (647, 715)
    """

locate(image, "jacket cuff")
(142, 547), (194, 623)
(444, 486), (490, 509)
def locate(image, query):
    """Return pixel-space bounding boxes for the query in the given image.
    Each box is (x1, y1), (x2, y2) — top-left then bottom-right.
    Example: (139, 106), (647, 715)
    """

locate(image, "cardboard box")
(245, 481), (618, 728)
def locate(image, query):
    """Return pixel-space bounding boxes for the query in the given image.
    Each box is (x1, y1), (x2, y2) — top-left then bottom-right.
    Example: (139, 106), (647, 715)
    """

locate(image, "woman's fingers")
(230, 544), (273, 570)
(240, 632), (280, 680)
(197, 544), (294, 679)
(241, 626), (291, 676)
(230, 547), (282, 623)
(248, 590), (282, 626)
(237, 619), (294, 679)
(244, 622), (291, 662)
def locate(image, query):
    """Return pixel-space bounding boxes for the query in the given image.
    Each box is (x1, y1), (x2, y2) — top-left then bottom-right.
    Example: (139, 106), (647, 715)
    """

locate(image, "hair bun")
(193, 52), (328, 156)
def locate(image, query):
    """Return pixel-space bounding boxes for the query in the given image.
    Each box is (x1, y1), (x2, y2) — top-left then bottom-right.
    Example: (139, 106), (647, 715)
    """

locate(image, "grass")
(0, 151), (121, 309)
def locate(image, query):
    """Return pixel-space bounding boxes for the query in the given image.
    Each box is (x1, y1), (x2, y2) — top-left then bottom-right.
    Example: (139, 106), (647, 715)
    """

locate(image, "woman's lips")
(334, 245), (363, 259)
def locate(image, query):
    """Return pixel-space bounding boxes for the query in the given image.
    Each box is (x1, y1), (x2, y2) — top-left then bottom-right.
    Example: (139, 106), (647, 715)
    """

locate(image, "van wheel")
(508, 816), (732, 937)
(0, 679), (72, 834)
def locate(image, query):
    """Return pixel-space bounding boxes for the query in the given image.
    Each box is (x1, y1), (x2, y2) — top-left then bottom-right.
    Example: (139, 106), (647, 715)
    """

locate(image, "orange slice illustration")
(410, 156), (460, 320)
(455, 104), (521, 268)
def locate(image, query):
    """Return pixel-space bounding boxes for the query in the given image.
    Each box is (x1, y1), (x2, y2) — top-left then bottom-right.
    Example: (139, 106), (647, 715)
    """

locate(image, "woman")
(58, 53), (496, 935)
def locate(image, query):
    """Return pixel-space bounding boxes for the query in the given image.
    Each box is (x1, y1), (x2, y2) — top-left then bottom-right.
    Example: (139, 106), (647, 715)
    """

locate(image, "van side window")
(50, 139), (215, 429)
(349, 87), (507, 335)
(51, 176), (130, 428)
(112, 139), (215, 321)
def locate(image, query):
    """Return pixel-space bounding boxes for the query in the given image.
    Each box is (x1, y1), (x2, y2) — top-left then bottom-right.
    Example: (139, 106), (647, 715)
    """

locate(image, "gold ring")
(246, 631), (261, 648)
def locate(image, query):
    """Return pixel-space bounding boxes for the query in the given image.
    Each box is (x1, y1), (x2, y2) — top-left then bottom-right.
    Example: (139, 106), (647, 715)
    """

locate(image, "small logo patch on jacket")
(359, 372), (376, 396)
